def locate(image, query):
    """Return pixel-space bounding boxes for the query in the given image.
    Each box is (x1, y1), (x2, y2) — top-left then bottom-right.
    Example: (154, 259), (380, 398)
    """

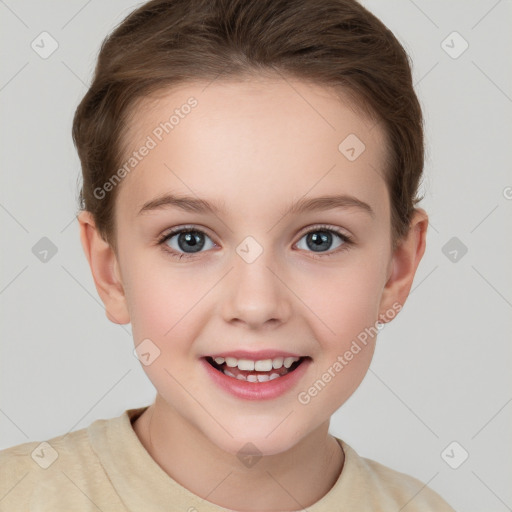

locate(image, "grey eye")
(296, 230), (345, 253)
(165, 230), (215, 253)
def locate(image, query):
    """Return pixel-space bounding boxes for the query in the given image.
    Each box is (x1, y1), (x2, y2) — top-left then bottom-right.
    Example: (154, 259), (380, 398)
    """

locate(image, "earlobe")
(378, 208), (428, 324)
(77, 211), (131, 325)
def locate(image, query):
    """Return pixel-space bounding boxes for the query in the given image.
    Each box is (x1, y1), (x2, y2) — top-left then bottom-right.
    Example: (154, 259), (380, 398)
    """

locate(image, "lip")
(201, 356), (311, 401)
(206, 350), (304, 360)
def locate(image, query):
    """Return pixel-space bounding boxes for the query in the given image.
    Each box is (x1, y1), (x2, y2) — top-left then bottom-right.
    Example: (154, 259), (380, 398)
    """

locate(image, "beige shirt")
(0, 406), (455, 511)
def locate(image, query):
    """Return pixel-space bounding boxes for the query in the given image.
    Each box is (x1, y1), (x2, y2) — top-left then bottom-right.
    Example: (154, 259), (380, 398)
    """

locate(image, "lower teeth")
(223, 369), (282, 382)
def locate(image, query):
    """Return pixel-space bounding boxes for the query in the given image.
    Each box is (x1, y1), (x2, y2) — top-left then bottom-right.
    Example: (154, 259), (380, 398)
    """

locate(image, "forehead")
(116, 76), (389, 222)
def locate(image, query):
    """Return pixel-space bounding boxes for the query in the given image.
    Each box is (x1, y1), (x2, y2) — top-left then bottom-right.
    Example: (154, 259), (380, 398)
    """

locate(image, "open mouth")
(205, 356), (309, 382)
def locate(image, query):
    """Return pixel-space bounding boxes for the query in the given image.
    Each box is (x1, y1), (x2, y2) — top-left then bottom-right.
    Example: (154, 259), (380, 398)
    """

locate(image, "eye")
(295, 225), (353, 256)
(158, 227), (216, 259)
(157, 224), (353, 261)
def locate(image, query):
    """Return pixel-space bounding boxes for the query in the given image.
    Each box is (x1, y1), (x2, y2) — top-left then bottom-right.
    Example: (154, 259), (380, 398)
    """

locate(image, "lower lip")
(201, 357), (311, 401)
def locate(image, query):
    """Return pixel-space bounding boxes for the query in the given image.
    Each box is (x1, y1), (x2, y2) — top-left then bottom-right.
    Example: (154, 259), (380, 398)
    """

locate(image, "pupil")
(178, 231), (204, 253)
(307, 231), (331, 252)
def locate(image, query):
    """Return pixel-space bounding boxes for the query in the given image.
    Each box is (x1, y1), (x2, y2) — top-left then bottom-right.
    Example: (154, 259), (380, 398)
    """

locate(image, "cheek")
(293, 251), (388, 413)
(124, 256), (214, 351)
(294, 262), (382, 417)
(125, 262), (209, 397)
(295, 251), (386, 343)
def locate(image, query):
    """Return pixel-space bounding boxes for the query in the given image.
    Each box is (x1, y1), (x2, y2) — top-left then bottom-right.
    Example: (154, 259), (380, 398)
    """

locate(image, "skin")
(78, 75), (428, 511)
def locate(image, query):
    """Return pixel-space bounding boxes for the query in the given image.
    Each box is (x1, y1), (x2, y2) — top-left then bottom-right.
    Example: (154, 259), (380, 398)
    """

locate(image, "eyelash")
(156, 224), (354, 261)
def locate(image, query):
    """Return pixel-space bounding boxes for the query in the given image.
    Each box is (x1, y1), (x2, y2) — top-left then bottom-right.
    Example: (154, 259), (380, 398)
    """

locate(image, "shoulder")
(0, 417), (123, 511)
(0, 422), (92, 471)
(0, 438), (41, 505)
(339, 440), (456, 511)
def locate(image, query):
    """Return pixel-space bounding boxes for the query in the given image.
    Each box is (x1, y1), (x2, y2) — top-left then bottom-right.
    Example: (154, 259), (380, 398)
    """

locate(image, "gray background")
(1, 1), (511, 510)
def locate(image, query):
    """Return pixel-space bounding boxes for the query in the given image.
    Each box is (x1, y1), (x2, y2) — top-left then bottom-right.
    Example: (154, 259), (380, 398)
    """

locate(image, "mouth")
(204, 355), (310, 383)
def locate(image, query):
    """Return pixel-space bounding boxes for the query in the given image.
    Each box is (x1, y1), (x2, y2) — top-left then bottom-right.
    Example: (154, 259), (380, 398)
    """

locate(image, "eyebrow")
(137, 193), (375, 218)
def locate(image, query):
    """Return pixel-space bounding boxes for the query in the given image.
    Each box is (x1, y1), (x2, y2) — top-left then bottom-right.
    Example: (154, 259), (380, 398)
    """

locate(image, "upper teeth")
(213, 356), (300, 371)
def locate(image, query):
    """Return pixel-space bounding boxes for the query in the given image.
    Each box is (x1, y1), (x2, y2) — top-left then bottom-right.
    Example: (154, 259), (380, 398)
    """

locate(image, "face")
(103, 76), (399, 455)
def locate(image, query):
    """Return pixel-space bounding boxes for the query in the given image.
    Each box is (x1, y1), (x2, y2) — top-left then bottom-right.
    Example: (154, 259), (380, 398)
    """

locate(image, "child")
(0, 0), (456, 509)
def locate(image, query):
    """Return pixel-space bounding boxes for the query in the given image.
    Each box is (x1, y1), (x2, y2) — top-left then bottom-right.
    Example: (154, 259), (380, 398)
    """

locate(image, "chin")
(202, 417), (308, 458)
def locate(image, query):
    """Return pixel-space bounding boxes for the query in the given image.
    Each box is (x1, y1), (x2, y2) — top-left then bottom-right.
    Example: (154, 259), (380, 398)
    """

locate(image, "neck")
(132, 396), (344, 511)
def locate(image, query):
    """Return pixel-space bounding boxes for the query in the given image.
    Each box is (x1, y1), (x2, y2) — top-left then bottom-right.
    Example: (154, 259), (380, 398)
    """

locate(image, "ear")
(378, 208), (428, 323)
(77, 210), (130, 325)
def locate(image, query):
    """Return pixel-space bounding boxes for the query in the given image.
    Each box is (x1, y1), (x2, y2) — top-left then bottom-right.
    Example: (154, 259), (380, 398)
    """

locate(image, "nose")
(220, 246), (292, 330)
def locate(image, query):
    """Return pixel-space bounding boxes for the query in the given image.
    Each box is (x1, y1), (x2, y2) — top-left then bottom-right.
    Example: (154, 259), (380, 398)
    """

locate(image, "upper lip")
(204, 350), (307, 360)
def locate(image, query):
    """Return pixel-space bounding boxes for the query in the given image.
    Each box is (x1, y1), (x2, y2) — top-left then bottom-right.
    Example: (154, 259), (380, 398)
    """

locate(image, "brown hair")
(73, 0), (424, 253)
